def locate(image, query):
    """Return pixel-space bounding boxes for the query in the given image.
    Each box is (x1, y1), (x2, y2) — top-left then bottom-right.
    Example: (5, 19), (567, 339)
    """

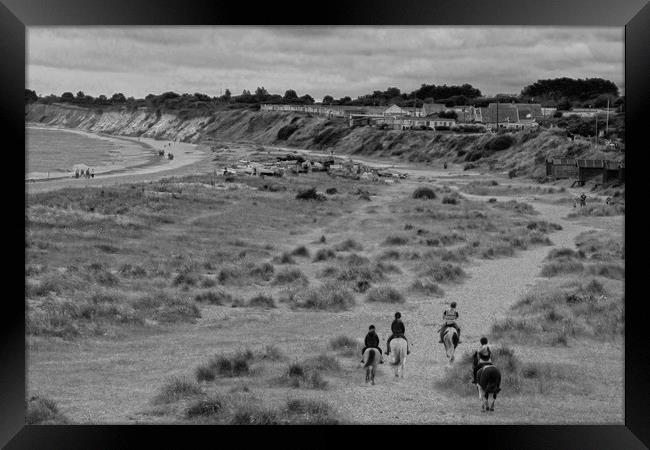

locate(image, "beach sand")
(26, 132), (212, 194)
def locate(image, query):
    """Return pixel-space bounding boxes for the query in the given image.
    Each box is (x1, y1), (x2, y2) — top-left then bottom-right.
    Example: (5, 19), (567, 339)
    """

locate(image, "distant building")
(383, 104), (409, 116)
(421, 103), (447, 116)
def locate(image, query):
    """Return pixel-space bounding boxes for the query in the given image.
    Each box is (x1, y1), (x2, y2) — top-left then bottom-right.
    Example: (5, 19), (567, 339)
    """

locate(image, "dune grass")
(365, 286), (405, 303)
(26, 395), (70, 424)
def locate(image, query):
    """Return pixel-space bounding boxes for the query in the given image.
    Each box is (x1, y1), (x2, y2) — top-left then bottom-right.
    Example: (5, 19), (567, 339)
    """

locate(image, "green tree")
(322, 95), (334, 105)
(61, 92), (74, 102)
(283, 89), (298, 102)
(25, 89), (38, 104)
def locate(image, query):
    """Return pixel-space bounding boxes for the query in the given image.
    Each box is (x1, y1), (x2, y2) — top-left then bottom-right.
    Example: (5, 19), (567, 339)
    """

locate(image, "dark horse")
(362, 348), (381, 385)
(476, 359), (501, 412)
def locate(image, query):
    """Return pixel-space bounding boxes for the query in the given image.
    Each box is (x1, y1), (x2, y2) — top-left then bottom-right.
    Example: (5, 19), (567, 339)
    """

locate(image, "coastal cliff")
(26, 103), (621, 179)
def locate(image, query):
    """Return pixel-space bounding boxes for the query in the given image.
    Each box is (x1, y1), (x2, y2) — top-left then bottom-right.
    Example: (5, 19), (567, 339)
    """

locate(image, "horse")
(389, 337), (407, 378)
(362, 348), (381, 385)
(476, 364), (501, 412)
(442, 326), (459, 365)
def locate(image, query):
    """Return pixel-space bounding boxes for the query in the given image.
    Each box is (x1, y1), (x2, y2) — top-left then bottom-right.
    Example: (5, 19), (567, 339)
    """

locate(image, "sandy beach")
(26, 129), (212, 194)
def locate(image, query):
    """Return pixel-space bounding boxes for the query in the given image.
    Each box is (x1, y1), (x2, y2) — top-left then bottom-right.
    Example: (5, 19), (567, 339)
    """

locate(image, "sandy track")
(27, 149), (622, 424)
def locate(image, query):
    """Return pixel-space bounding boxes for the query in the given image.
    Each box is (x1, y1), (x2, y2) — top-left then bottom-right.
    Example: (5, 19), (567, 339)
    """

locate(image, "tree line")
(24, 77), (623, 111)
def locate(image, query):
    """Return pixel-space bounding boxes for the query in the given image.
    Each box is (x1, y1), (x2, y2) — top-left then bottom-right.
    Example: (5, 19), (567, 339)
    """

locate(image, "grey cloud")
(27, 26), (623, 100)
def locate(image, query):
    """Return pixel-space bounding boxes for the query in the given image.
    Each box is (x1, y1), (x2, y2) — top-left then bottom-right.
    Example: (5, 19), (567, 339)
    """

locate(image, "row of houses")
(262, 102), (548, 131)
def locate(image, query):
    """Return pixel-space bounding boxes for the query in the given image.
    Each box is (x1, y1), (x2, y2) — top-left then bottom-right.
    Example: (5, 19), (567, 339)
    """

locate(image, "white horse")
(362, 348), (381, 385)
(389, 337), (407, 378)
(442, 327), (459, 365)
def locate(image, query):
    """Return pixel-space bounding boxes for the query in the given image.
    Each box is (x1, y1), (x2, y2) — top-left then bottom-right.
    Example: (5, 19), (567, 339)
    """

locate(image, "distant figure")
(444, 161), (448, 169)
(85, 168), (91, 179)
(605, 197), (612, 205)
(91, 169), (95, 179)
(168, 153), (174, 160)
(74, 170), (79, 179)
(580, 193), (587, 208)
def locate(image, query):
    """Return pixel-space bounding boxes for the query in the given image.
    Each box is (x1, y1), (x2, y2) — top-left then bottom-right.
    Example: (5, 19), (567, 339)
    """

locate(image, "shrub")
(173, 271), (199, 287)
(118, 264), (147, 278)
(277, 123), (299, 140)
(231, 405), (281, 425)
(329, 335), (360, 356)
(442, 196), (459, 205)
(274, 252), (296, 264)
(285, 399), (339, 424)
(545, 247), (584, 261)
(325, 188), (338, 195)
(365, 286), (405, 303)
(185, 398), (223, 418)
(334, 239), (363, 252)
(291, 246), (310, 257)
(154, 377), (203, 404)
(292, 283), (355, 311)
(132, 292), (201, 323)
(249, 263), (275, 281)
(279, 363), (329, 390)
(26, 396), (69, 424)
(313, 248), (337, 262)
(296, 188), (326, 201)
(410, 278), (445, 296)
(540, 260), (585, 277)
(493, 200), (538, 215)
(194, 290), (232, 305)
(412, 187), (436, 199)
(248, 294), (276, 308)
(273, 269), (308, 286)
(263, 345), (285, 361)
(303, 354), (342, 372)
(485, 134), (515, 151)
(419, 260), (466, 284)
(585, 263), (624, 280)
(383, 235), (409, 246)
(379, 250), (400, 260)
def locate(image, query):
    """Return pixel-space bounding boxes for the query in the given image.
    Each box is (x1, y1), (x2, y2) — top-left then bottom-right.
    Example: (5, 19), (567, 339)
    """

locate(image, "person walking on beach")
(91, 169), (95, 179)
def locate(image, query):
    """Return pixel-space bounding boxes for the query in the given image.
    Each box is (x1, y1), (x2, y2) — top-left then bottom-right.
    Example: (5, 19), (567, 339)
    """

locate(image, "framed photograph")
(3, 0), (647, 447)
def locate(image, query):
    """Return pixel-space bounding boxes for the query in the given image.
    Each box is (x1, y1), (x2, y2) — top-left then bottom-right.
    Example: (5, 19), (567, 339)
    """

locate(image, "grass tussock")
(334, 239), (364, 252)
(247, 294), (276, 308)
(290, 245), (310, 258)
(418, 260), (466, 284)
(26, 395), (70, 424)
(329, 335), (362, 356)
(194, 289), (233, 305)
(290, 282), (356, 311)
(383, 235), (410, 246)
(410, 278), (445, 297)
(540, 260), (585, 277)
(195, 350), (256, 381)
(412, 187), (437, 200)
(313, 248), (337, 262)
(435, 345), (582, 397)
(568, 203), (624, 217)
(492, 200), (538, 215)
(365, 286), (405, 303)
(273, 252), (296, 265)
(272, 269), (309, 286)
(154, 377), (203, 404)
(275, 361), (329, 390)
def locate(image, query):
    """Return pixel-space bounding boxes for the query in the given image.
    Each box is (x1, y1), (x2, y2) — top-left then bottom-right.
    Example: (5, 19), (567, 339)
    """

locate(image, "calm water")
(26, 127), (152, 179)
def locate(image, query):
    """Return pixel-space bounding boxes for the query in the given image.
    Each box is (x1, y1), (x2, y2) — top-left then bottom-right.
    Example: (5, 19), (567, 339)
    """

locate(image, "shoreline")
(26, 125), (211, 193)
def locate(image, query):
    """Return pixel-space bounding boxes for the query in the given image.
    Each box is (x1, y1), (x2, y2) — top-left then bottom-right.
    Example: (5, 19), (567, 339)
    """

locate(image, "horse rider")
(438, 301), (461, 343)
(385, 312), (410, 356)
(472, 337), (493, 384)
(360, 325), (384, 364)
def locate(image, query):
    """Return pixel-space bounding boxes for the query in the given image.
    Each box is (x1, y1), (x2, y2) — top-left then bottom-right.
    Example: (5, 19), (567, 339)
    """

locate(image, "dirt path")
(27, 148), (619, 424)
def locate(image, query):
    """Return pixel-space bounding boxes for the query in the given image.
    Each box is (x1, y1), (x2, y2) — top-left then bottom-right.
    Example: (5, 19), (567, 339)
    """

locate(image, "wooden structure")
(546, 158), (624, 185)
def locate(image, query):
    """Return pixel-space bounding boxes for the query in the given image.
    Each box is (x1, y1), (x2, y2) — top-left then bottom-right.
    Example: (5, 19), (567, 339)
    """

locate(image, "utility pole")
(605, 98), (610, 138)
(595, 108), (598, 147)
(496, 100), (499, 131)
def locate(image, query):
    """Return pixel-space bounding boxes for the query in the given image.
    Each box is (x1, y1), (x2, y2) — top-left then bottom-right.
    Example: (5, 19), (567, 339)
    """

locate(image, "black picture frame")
(3, 0), (648, 448)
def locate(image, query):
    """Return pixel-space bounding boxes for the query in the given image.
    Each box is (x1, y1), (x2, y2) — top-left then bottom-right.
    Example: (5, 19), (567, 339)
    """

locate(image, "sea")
(26, 126), (154, 180)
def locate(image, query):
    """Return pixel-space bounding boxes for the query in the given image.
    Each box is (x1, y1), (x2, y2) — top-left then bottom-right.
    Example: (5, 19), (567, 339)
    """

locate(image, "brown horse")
(476, 364), (501, 412)
(362, 348), (381, 385)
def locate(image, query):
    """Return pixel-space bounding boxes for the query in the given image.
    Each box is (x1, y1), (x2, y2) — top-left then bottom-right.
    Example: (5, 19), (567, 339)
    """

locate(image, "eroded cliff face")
(27, 103), (619, 178)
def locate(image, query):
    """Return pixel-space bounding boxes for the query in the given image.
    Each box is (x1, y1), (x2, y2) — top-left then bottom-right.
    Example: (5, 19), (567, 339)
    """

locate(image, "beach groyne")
(26, 103), (620, 179)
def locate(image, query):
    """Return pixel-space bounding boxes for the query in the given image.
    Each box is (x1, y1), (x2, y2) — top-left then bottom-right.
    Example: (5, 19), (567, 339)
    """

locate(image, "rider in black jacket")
(385, 312), (410, 355)
(360, 325), (383, 363)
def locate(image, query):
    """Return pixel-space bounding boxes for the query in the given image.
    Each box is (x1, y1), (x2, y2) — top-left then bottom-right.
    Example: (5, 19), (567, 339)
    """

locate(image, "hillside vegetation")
(27, 103), (623, 179)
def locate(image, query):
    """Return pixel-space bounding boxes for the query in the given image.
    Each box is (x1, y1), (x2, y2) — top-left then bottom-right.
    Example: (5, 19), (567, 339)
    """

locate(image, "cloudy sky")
(27, 27), (624, 101)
